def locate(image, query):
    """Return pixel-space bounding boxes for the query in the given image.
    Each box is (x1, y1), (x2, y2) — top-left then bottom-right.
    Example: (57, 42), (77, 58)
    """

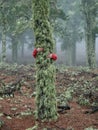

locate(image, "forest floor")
(0, 64), (98, 130)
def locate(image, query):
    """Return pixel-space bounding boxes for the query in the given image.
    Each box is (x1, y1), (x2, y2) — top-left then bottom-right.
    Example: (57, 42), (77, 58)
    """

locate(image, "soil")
(0, 65), (98, 130)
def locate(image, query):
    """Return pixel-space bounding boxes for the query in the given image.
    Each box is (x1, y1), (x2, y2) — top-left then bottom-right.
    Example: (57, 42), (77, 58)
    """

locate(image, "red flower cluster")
(32, 48), (57, 61)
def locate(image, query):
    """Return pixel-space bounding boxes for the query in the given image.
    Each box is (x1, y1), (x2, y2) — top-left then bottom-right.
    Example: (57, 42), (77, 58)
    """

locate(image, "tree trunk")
(82, 0), (96, 68)
(65, 48), (72, 66)
(33, 0), (58, 120)
(86, 20), (96, 68)
(72, 43), (76, 66)
(1, 28), (6, 62)
(21, 43), (24, 58)
(11, 36), (18, 63)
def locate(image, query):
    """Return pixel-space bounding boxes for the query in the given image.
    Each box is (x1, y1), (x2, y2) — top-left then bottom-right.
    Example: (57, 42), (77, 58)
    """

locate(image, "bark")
(82, 0), (96, 68)
(66, 48), (72, 66)
(21, 43), (24, 58)
(1, 28), (6, 62)
(11, 36), (18, 63)
(72, 44), (76, 66)
(65, 44), (76, 66)
(33, 0), (58, 120)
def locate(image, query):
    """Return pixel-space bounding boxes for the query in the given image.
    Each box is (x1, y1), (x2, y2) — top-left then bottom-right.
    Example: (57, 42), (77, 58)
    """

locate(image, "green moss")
(33, 0), (58, 120)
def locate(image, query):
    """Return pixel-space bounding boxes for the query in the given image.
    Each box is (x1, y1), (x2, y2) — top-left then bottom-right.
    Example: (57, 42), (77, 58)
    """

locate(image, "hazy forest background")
(0, 0), (98, 67)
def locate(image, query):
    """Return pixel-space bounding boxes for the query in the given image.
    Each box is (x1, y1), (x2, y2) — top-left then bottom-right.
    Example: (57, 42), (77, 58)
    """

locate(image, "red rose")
(48, 53), (57, 61)
(32, 49), (38, 58)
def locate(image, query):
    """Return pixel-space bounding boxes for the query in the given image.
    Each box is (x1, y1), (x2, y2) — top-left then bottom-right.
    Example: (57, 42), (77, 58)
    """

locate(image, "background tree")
(0, 0), (32, 63)
(8, 0), (32, 63)
(0, 0), (98, 66)
(57, 0), (83, 66)
(33, 0), (58, 120)
(81, 0), (97, 68)
(0, 1), (9, 62)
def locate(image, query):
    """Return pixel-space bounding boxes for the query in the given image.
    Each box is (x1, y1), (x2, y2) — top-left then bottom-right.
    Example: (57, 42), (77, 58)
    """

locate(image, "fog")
(0, 32), (98, 66)
(56, 37), (98, 66)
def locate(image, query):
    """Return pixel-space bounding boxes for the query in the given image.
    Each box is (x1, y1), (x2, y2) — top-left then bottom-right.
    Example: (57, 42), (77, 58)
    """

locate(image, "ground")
(0, 64), (98, 130)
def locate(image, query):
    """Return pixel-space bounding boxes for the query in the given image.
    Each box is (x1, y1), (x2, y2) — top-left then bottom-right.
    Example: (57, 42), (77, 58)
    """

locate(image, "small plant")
(84, 126), (98, 130)
(78, 95), (90, 106)
(26, 124), (38, 130)
(0, 119), (4, 128)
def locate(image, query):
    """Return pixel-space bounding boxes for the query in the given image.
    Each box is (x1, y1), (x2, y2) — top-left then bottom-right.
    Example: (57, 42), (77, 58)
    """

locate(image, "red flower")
(32, 49), (38, 58)
(32, 48), (44, 58)
(48, 53), (57, 61)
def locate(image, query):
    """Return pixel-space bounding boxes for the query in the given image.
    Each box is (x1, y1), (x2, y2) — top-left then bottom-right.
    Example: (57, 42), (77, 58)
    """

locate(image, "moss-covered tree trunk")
(1, 27), (6, 62)
(33, 0), (58, 120)
(86, 15), (96, 68)
(82, 0), (97, 68)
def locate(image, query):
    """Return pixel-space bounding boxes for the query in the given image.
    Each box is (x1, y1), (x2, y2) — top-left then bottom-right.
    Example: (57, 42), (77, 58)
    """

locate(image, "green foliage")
(61, 0), (83, 50)
(84, 127), (98, 130)
(0, 0), (32, 36)
(57, 66), (98, 107)
(0, 119), (4, 128)
(35, 65), (57, 120)
(33, 0), (58, 120)
(78, 95), (90, 106)
(0, 0), (33, 63)
(26, 125), (38, 130)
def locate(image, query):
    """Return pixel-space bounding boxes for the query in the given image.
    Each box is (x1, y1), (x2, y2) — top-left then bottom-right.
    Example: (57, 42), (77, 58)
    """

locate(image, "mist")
(0, 30), (98, 66)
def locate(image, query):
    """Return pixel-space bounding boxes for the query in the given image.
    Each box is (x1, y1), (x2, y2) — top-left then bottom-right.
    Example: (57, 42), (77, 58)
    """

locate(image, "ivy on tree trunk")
(82, 0), (97, 68)
(33, 0), (58, 120)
